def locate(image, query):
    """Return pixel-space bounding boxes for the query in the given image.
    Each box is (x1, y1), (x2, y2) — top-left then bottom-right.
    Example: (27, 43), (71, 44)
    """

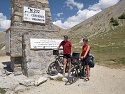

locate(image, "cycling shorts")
(63, 54), (71, 59)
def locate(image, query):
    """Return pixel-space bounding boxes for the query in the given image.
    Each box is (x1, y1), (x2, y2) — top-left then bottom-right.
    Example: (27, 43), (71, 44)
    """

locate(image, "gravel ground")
(19, 63), (125, 94)
(0, 56), (125, 94)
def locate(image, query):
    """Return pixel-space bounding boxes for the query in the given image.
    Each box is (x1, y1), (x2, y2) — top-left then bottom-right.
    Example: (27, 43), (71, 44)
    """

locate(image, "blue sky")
(0, 0), (121, 31)
(49, 0), (97, 21)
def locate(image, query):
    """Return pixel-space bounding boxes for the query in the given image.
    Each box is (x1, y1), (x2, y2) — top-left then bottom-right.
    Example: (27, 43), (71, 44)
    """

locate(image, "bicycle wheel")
(67, 66), (78, 84)
(79, 69), (87, 77)
(48, 61), (60, 76)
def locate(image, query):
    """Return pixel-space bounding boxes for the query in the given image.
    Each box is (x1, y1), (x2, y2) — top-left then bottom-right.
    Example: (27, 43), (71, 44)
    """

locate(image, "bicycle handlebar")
(59, 55), (64, 57)
(54, 54), (63, 58)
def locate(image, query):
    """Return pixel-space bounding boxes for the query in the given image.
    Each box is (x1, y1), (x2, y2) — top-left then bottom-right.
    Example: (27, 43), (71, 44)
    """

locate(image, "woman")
(81, 38), (90, 81)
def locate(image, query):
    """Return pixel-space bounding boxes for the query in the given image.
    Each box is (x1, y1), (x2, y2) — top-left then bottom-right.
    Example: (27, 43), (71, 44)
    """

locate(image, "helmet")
(83, 38), (88, 42)
(64, 35), (68, 39)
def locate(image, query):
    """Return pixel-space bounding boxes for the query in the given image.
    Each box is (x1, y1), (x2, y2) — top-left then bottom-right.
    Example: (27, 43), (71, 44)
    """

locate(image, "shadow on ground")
(2, 61), (13, 72)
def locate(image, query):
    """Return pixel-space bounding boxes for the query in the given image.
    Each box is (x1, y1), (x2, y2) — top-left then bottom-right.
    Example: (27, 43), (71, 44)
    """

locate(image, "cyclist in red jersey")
(57, 35), (72, 77)
(81, 38), (90, 81)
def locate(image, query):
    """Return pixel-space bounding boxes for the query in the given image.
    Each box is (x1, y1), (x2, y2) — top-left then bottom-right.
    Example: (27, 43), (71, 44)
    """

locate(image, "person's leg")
(86, 65), (90, 79)
(63, 58), (67, 76)
(68, 58), (71, 70)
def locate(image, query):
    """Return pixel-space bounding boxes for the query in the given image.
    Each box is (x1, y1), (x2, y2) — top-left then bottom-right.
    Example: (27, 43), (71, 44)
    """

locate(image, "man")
(57, 35), (72, 77)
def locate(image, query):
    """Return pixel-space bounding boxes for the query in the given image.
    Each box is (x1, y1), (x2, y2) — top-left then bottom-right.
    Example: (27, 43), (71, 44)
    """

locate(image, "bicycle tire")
(48, 61), (60, 76)
(67, 66), (78, 84)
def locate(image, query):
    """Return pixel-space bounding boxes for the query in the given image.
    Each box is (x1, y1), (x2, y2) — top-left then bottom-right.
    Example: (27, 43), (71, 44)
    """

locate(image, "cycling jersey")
(60, 41), (72, 54)
(81, 43), (90, 58)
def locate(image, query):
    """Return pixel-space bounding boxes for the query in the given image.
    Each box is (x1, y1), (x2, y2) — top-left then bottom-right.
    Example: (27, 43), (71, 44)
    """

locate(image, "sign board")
(23, 6), (45, 23)
(30, 38), (63, 49)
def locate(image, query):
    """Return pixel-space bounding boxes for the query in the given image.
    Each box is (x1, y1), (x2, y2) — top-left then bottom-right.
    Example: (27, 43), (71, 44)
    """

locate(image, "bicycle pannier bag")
(88, 54), (94, 68)
(53, 50), (59, 55)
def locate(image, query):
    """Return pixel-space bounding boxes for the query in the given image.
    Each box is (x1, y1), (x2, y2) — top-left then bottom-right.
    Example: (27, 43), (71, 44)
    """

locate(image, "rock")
(62, 77), (68, 82)
(27, 69), (35, 77)
(42, 74), (50, 78)
(57, 73), (63, 77)
(49, 73), (63, 80)
(0, 68), (13, 76)
(37, 0), (48, 3)
(27, 62), (41, 69)
(45, 8), (50, 11)
(0, 68), (6, 76)
(14, 16), (21, 21)
(5, 91), (14, 94)
(14, 85), (29, 93)
(9, 74), (27, 84)
(49, 75), (57, 80)
(0, 76), (19, 90)
(20, 79), (35, 87)
(1, 68), (6, 74)
(34, 77), (48, 86)
(5, 70), (13, 75)
(13, 67), (22, 76)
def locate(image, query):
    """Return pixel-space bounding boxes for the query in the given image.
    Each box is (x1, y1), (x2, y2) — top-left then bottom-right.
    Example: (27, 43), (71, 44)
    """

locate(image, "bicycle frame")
(55, 55), (63, 65)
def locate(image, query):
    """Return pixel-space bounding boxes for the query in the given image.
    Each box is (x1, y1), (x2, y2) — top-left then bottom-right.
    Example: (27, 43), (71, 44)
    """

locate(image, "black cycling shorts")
(63, 54), (71, 59)
(82, 57), (89, 65)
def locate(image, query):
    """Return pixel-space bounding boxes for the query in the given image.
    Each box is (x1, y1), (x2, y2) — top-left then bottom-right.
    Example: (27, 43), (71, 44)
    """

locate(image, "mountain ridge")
(67, 0), (125, 43)
(64, 0), (125, 66)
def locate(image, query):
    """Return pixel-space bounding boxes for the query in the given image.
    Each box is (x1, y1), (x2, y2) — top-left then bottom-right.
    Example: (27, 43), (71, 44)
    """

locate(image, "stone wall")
(10, 0), (59, 76)
(10, 0), (54, 57)
(22, 31), (60, 77)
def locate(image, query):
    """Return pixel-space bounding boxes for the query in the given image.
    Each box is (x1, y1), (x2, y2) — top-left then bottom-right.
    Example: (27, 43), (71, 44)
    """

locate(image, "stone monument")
(9, 0), (61, 76)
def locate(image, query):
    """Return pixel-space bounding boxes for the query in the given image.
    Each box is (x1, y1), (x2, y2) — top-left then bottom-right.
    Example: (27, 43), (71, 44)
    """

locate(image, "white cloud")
(57, 12), (63, 17)
(0, 13), (10, 31)
(53, 9), (101, 29)
(89, 0), (120, 10)
(53, 0), (120, 29)
(65, 0), (84, 10)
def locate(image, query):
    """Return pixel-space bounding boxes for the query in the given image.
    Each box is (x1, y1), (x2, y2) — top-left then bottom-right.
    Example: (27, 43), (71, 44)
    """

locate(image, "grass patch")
(118, 13), (125, 19)
(56, 77), (63, 81)
(90, 26), (125, 66)
(116, 57), (125, 64)
(0, 88), (6, 94)
(71, 25), (125, 68)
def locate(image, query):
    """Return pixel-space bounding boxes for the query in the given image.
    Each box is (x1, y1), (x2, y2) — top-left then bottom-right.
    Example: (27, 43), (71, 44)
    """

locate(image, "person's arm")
(57, 42), (62, 50)
(83, 46), (90, 58)
(81, 47), (84, 59)
(70, 42), (73, 56)
(70, 46), (73, 56)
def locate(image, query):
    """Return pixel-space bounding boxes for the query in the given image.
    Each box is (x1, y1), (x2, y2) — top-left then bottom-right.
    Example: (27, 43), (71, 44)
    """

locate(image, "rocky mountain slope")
(67, 0), (125, 43)
(0, 32), (5, 49)
(66, 0), (125, 65)
(0, 32), (6, 56)
(0, 32), (5, 45)
(53, 24), (66, 37)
